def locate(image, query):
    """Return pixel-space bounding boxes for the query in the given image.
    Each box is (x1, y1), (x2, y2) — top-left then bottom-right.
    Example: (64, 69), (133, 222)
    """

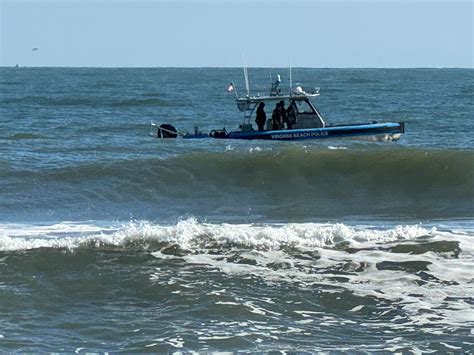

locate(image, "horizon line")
(3, 65), (473, 69)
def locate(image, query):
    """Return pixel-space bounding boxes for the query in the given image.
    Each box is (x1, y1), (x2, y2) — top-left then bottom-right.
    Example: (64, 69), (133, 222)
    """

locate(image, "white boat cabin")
(233, 84), (325, 132)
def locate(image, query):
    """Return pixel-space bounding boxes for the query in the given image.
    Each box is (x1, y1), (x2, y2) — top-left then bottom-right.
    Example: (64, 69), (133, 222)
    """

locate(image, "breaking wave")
(1, 218), (472, 339)
(0, 218), (434, 251)
(0, 218), (456, 252)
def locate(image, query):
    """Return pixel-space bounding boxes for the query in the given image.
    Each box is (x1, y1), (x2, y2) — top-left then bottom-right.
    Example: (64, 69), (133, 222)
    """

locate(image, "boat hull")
(224, 122), (405, 141)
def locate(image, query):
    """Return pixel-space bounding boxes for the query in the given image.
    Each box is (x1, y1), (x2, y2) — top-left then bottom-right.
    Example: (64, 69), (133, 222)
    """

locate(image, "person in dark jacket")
(272, 102), (281, 130)
(286, 102), (296, 129)
(255, 102), (266, 131)
(278, 100), (287, 130)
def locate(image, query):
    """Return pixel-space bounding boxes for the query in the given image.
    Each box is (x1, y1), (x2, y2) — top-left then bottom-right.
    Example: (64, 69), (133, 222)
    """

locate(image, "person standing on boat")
(286, 102), (296, 129)
(277, 100), (286, 130)
(272, 102), (281, 130)
(255, 102), (266, 131)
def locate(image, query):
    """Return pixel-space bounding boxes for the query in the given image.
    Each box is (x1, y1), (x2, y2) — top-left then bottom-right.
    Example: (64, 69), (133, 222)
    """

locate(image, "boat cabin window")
(294, 99), (315, 114)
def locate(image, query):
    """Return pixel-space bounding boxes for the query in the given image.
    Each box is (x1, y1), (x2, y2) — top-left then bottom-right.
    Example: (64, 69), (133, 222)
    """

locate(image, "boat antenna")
(241, 49), (250, 96)
(289, 57), (293, 96)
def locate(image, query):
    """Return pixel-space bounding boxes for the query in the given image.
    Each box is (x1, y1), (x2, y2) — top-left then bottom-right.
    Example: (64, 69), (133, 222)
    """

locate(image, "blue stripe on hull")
(226, 123), (404, 141)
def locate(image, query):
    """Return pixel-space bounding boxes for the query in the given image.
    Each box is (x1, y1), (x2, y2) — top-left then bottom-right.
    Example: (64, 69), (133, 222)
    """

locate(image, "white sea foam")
(0, 218), (436, 250)
(0, 218), (451, 252)
(114, 218), (472, 334)
(2, 217), (473, 329)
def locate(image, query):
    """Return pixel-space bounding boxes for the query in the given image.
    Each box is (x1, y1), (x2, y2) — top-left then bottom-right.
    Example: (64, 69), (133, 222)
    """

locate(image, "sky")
(0, 0), (472, 68)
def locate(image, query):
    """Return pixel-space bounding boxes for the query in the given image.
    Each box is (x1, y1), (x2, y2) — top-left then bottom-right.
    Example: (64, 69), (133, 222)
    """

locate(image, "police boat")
(152, 75), (405, 142)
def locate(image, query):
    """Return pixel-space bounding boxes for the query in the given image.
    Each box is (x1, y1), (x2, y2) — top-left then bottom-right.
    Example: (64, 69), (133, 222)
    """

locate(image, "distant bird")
(32, 48), (38, 51)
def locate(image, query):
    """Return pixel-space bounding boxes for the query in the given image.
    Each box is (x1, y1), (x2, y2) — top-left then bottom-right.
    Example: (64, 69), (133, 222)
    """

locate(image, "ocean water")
(0, 67), (473, 352)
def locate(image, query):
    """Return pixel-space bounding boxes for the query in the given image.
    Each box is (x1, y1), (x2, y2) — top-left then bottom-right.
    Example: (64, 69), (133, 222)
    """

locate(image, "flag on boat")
(227, 82), (235, 93)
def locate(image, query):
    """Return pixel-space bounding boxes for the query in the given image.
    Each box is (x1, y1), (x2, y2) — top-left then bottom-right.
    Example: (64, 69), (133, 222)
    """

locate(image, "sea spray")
(0, 218), (437, 252)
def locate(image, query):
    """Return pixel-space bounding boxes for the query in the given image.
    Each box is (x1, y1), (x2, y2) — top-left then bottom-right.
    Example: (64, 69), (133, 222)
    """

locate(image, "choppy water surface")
(0, 68), (473, 351)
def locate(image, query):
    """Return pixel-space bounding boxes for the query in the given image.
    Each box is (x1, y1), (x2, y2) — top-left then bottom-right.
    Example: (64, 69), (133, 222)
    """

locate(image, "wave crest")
(0, 219), (436, 252)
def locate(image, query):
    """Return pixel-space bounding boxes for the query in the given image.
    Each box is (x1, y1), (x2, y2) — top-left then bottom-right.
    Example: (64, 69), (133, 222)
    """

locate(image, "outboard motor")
(157, 124), (178, 138)
(209, 129), (228, 139)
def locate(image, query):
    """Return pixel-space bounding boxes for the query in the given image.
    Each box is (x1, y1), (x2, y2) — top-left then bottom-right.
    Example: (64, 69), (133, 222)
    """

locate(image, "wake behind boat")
(152, 72), (405, 142)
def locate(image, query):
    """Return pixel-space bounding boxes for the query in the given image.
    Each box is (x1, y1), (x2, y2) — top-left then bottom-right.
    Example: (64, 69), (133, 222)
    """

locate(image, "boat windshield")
(293, 99), (315, 114)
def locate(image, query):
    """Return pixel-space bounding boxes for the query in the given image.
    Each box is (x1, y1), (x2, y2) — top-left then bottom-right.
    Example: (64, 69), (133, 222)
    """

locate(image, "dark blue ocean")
(0, 67), (473, 352)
